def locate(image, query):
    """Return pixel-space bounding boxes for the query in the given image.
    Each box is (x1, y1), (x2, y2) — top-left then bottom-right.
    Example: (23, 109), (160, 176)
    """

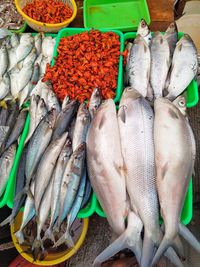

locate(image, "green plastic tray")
(53, 28), (124, 103)
(83, 0), (151, 32)
(124, 32), (199, 108)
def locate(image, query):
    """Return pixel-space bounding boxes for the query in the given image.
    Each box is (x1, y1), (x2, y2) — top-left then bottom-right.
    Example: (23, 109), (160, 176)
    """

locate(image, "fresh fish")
(34, 33), (42, 56)
(72, 103), (90, 151)
(0, 73), (10, 100)
(164, 22), (178, 59)
(43, 138), (72, 242)
(68, 117), (76, 141)
(40, 56), (51, 77)
(14, 35), (34, 66)
(52, 100), (78, 141)
(0, 126), (9, 149)
(0, 29), (11, 40)
(137, 19), (152, 46)
(23, 47), (37, 66)
(30, 78), (43, 97)
(61, 95), (70, 110)
(34, 132), (68, 215)
(42, 36), (56, 58)
(54, 168), (86, 247)
(87, 99), (127, 236)
(15, 181), (35, 244)
(46, 88), (61, 113)
(150, 32), (170, 98)
(89, 88), (102, 119)
(0, 45), (8, 79)
(0, 107), (9, 126)
(152, 96), (198, 266)
(126, 35), (151, 97)
(56, 142), (86, 228)
(3, 109), (27, 151)
(0, 143), (16, 197)
(124, 43), (133, 85)
(9, 65), (20, 97)
(19, 82), (33, 107)
(80, 172), (92, 209)
(10, 33), (19, 48)
(118, 88), (183, 267)
(16, 61), (33, 96)
(31, 63), (40, 86)
(8, 47), (17, 71)
(166, 34), (198, 100)
(25, 109), (57, 188)
(35, 98), (48, 128)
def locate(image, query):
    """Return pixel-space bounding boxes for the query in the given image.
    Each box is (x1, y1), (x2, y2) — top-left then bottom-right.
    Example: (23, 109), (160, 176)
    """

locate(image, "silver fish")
(9, 65), (20, 97)
(34, 33), (42, 56)
(152, 96), (198, 265)
(35, 98), (48, 128)
(0, 143), (16, 197)
(166, 34), (198, 101)
(34, 132), (68, 215)
(72, 103), (90, 151)
(61, 95), (70, 110)
(89, 88), (102, 119)
(41, 36), (56, 58)
(0, 73), (10, 100)
(137, 19), (152, 46)
(16, 61), (33, 96)
(46, 88), (61, 113)
(126, 35), (151, 97)
(164, 22), (178, 59)
(0, 45), (8, 79)
(40, 55), (50, 77)
(23, 47), (37, 66)
(87, 99), (127, 236)
(0, 126), (9, 149)
(10, 33), (19, 48)
(150, 32), (170, 98)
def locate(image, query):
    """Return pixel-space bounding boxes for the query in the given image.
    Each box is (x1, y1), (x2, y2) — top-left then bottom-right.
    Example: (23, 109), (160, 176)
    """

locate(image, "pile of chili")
(43, 30), (120, 103)
(22, 0), (73, 24)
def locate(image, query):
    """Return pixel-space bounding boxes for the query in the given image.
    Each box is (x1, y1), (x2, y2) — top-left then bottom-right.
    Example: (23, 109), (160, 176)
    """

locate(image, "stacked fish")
(1, 88), (102, 260)
(0, 31), (56, 106)
(87, 21), (199, 267)
(0, 101), (27, 198)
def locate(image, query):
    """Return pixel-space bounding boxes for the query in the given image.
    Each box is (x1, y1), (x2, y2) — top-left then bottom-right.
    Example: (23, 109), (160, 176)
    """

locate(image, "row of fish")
(0, 31), (56, 106)
(0, 101), (28, 197)
(88, 88), (200, 267)
(125, 20), (198, 101)
(0, 87), (103, 260)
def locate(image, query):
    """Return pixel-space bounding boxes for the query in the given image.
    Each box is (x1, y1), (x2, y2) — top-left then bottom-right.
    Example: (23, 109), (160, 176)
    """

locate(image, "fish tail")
(0, 215), (11, 227)
(164, 247), (184, 267)
(151, 236), (172, 266)
(43, 227), (55, 244)
(140, 233), (157, 267)
(32, 238), (44, 261)
(173, 236), (185, 260)
(15, 229), (25, 244)
(178, 223), (200, 253)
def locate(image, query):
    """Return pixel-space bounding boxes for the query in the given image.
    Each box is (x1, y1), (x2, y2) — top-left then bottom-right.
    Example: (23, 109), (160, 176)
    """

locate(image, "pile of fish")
(0, 31), (56, 106)
(125, 20), (198, 101)
(0, 87), (103, 260)
(0, 0), (24, 30)
(86, 21), (200, 267)
(0, 101), (27, 198)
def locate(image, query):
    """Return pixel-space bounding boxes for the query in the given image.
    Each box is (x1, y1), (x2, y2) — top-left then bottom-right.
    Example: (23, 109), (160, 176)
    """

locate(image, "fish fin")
(164, 247), (184, 267)
(32, 238), (44, 261)
(178, 223), (200, 253)
(151, 236), (172, 266)
(0, 215), (11, 227)
(118, 105), (126, 123)
(42, 227), (55, 244)
(141, 233), (157, 267)
(15, 229), (25, 244)
(173, 236), (185, 261)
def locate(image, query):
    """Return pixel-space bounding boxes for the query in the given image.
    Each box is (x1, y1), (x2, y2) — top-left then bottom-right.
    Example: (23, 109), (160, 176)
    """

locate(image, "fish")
(9, 65), (20, 96)
(3, 109), (27, 151)
(152, 96), (198, 266)
(137, 19), (152, 46)
(14, 35), (34, 66)
(34, 132), (68, 215)
(87, 99), (127, 236)
(0, 126), (9, 148)
(126, 35), (151, 97)
(43, 138), (72, 242)
(25, 109), (56, 183)
(80, 171), (92, 209)
(89, 88), (102, 119)
(0, 28), (11, 40)
(23, 47), (37, 66)
(164, 22), (178, 59)
(118, 88), (183, 267)
(0, 143), (16, 197)
(0, 107), (9, 126)
(35, 98), (48, 128)
(52, 100), (78, 141)
(166, 34), (198, 101)
(0, 73), (10, 100)
(72, 102), (90, 151)
(46, 88), (61, 113)
(150, 32), (170, 98)
(54, 167), (86, 247)
(41, 36), (56, 59)
(15, 181), (35, 244)
(0, 45), (8, 79)
(34, 53), (43, 73)
(124, 43), (133, 85)
(34, 33), (42, 56)
(40, 55), (51, 77)
(10, 33), (19, 48)
(19, 82), (33, 107)
(61, 95), (70, 110)
(56, 142), (86, 229)
(8, 47), (17, 71)
(16, 61), (33, 97)
(68, 117), (76, 141)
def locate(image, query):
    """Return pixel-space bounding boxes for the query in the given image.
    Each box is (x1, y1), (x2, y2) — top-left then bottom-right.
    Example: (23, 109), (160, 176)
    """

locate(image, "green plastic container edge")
(10, 22), (27, 34)
(83, 0), (151, 32)
(123, 32), (199, 108)
(52, 27), (124, 103)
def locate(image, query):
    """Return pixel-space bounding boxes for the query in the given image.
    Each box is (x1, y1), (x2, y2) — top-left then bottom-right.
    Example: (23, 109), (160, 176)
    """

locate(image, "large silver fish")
(89, 88), (102, 119)
(150, 32), (170, 98)
(87, 99), (127, 236)
(126, 35), (151, 97)
(164, 22), (178, 59)
(152, 96), (199, 266)
(166, 34), (198, 101)
(137, 19), (152, 46)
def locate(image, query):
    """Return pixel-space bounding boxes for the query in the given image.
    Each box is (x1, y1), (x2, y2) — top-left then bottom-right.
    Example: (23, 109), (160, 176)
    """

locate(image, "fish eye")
(179, 100), (185, 107)
(127, 87), (133, 91)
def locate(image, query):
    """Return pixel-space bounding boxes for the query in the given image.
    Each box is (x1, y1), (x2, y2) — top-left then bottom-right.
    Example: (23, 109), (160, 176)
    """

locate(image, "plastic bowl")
(11, 212), (89, 266)
(14, 0), (77, 33)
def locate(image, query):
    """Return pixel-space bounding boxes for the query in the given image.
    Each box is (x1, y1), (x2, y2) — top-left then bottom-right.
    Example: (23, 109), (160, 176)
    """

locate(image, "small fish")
(0, 73), (10, 100)
(0, 45), (8, 79)
(0, 29), (11, 40)
(80, 172), (92, 209)
(137, 19), (152, 46)
(10, 33), (19, 48)
(46, 88), (61, 113)
(61, 95), (70, 110)
(0, 107), (9, 126)
(41, 36), (56, 58)
(40, 55), (51, 77)
(34, 33), (42, 56)
(166, 34), (198, 101)
(9, 65), (20, 97)
(89, 88), (102, 119)
(0, 126), (9, 148)
(23, 47), (37, 66)
(35, 98), (48, 128)
(16, 61), (33, 97)
(164, 22), (178, 59)
(52, 100), (78, 141)
(14, 35), (34, 67)
(0, 143), (16, 197)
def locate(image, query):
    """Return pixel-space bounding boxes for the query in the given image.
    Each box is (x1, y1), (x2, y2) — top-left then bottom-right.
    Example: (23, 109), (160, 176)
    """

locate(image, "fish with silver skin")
(87, 99), (127, 236)
(89, 88), (102, 119)
(150, 32), (170, 98)
(0, 143), (16, 197)
(152, 96), (200, 266)
(0, 45), (8, 79)
(46, 88), (61, 113)
(35, 97), (48, 128)
(34, 33), (42, 56)
(118, 88), (183, 267)
(164, 22), (178, 59)
(72, 102), (90, 151)
(137, 19), (152, 46)
(166, 34), (198, 101)
(0, 73), (10, 100)
(34, 132), (68, 215)
(126, 35), (151, 97)
(41, 36), (56, 59)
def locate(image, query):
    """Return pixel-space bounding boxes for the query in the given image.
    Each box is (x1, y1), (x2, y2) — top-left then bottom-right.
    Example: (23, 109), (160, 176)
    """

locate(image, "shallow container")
(83, 0), (151, 32)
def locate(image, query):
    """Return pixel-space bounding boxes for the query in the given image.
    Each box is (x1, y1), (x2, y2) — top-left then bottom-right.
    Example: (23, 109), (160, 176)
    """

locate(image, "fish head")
(10, 33), (19, 47)
(165, 22), (178, 34)
(73, 142), (86, 166)
(78, 102), (91, 125)
(0, 45), (7, 53)
(20, 33), (33, 45)
(89, 88), (102, 110)
(173, 95), (187, 116)
(121, 87), (142, 102)
(152, 31), (165, 45)
(63, 138), (72, 158)
(177, 34), (197, 50)
(137, 19), (150, 37)
(6, 143), (17, 158)
(47, 108), (57, 129)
